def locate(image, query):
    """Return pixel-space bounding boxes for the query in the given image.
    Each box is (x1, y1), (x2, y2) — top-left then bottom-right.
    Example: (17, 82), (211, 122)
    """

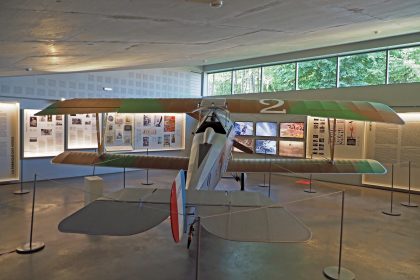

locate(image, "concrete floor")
(0, 170), (419, 280)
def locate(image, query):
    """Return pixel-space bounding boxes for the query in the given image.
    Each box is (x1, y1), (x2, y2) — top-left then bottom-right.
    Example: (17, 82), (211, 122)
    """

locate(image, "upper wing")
(36, 98), (403, 124)
(227, 158), (386, 174)
(53, 151), (189, 170)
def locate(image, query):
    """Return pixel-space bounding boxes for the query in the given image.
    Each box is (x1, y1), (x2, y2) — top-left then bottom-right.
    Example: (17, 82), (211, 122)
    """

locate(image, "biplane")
(36, 97), (403, 244)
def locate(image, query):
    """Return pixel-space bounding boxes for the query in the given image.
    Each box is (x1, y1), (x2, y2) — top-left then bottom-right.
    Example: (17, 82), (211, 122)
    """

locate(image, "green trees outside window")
(206, 45), (419, 96)
(339, 52), (386, 87)
(297, 58), (337, 90)
(207, 72), (232, 96)
(262, 63), (295, 92)
(388, 47), (420, 84)
(233, 68), (261, 94)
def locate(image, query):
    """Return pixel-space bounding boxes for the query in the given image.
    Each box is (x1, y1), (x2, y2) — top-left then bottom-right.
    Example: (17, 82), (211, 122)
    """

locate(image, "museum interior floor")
(0, 169), (419, 280)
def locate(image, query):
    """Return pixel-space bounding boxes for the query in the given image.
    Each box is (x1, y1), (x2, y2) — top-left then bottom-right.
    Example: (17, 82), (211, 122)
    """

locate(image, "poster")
(24, 109), (64, 158)
(104, 113), (134, 151)
(234, 122), (254, 136)
(346, 120), (357, 146)
(134, 113), (185, 151)
(279, 140), (305, 158)
(256, 122), (277, 137)
(255, 139), (277, 155)
(279, 122), (305, 138)
(233, 137), (254, 153)
(67, 113), (100, 149)
(0, 102), (20, 182)
(311, 118), (327, 156)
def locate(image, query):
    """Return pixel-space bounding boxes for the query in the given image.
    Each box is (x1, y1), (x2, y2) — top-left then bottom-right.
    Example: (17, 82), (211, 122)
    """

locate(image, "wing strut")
(327, 118), (337, 162)
(95, 113), (103, 154)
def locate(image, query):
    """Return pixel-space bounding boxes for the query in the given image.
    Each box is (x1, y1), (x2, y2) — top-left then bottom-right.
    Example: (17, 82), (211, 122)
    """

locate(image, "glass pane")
(388, 47), (420, 84)
(233, 68), (261, 94)
(297, 58), (337, 90)
(207, 72), (232, 96)
(339, 51), (386, 87)
(262, 63), (295, 92)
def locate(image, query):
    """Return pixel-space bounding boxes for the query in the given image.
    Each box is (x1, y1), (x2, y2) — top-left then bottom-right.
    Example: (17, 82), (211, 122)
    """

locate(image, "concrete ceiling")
(0, 0), (419, 76)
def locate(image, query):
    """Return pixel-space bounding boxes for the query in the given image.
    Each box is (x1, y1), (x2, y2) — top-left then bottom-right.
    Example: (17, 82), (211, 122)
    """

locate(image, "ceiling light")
(210, 0), (223, 8)
(103, 87), (113, 91)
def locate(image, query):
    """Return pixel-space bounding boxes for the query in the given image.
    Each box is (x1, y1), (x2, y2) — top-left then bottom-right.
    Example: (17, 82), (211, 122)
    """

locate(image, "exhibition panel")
(0, 102), (19, 182)
(364, 113), (420, 191)
(67, 113), (100, 150)
(23, 109), (65, 158)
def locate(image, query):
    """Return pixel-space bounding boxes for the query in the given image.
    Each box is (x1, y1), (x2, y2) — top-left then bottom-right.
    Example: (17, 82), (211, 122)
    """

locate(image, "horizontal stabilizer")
(59, 188), (170, 236)
(227, 158), (386, 174)
(190, 191), (311, 243)
(52, 151), (189, 170)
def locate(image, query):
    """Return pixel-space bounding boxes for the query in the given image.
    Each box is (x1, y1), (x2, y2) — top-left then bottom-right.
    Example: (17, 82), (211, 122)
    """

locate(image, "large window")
(262, 63), (295, 92)
(388, 47), (420, 84)
(206, 44), (419, 96)
(233, 68), (261, 94)
(297, 58), (337, 90)
(339, 51), (386, 87)
(207, 72), (232, 96)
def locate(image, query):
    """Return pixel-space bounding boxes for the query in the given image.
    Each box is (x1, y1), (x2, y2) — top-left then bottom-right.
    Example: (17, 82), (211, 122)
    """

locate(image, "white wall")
(0, 68), (201, 182)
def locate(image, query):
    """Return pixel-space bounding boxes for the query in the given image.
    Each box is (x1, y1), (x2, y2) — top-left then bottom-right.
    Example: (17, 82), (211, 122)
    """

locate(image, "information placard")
(23, 109), (64, 158)
(0, 102), (20, 182)
(67, 113), (100, 149)
(104, 113), (134, 152)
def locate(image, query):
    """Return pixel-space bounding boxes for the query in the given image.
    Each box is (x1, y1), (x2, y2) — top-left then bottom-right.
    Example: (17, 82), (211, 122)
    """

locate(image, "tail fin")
(170, 170), (186, 243)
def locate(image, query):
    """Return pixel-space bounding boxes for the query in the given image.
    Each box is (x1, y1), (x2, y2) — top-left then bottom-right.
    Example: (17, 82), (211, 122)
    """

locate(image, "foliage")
(233, 68), (261, 94)
(339, 52), (386, 87)
(207, 72), (232, 96)
(388, 47), (420, 84)
(297, 58), (337, 90)
(262, 63), (295, 92)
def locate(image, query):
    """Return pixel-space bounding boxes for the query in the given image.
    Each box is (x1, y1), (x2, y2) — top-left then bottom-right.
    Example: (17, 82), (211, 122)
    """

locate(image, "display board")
(134, 113), (185, 151)
(0, 102), (20, 182)
(256, 122), (277, 137)
(255, 139), (277, 155)
(104, 113), (185, 152)
(67, 114), (100, 149)
(234, 122), (254, 136)
(23, 109), (64, 158)
(279, 122), (305, 138)
(279, 140), (305, 158)
(363, 113), (420, 191)
(104, 113), (134, 151)
(307, 117), (364, 159)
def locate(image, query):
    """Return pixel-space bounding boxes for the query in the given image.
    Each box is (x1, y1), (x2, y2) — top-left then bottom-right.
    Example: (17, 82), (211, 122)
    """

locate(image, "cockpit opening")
(195, 111), (226, 134)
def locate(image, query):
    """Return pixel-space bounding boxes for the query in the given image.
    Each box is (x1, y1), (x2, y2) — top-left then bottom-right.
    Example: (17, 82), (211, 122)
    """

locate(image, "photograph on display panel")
(279, 140), (305, 158)
(234, 122), (254, 136)
(255, 139), (277, 155)
(233, 137), (254, 153)
(104, 113), (134, 152)
(0, 102), (20, 182)
(279, 122), (305, 138)
(23, 109), (64, 158)
(256, 122), (277, 137)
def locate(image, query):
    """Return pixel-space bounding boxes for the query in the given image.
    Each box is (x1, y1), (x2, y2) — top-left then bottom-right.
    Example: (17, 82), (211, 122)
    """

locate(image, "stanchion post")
(268, 158), (272, 197)
(240, 173), (245, 191)
(323, 191), (355, 280)
(304, 174), (317, 193)
(142, 149), (153, 185)
(401, 161), (418, 208)
(123, 167), (126, 189)
(14, 158), (30, 195)
(383, 164), (401, 216)
(258, 151), (268, 188)
(195, 217), (201, 280)
(16, 174), (45, 254)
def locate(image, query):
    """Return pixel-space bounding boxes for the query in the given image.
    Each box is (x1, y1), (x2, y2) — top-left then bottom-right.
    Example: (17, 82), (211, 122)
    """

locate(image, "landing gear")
(187, 223), (195, 249)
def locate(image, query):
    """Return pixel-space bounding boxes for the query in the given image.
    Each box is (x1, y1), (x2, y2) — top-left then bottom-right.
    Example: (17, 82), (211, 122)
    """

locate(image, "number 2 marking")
(259, 99), (286, 114)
